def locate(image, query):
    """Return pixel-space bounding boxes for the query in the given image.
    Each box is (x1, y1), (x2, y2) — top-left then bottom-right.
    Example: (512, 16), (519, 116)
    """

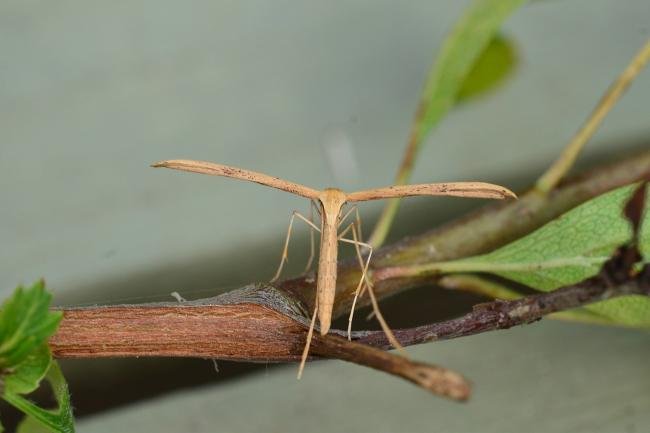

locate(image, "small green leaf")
(16, 415), (48, 433)
(441, 184), (650, 326)
(3, 345), (51, 395)
(410, 0), (526, 147)
(0, 282), (72, 431)
(0, 281), (62, 370)
(456, 34), (517, 103)
(7, 362), (74, 433)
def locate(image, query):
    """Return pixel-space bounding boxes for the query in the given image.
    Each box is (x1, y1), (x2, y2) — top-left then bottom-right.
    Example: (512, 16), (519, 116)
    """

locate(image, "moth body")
(315, 188), (347, 335)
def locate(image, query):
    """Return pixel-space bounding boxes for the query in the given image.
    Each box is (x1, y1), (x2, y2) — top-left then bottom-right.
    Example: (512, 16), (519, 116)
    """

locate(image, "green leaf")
(7, 362), (74, 433)
(3, 345), (51, 395)
(0, 281), (62, 370)
(456, 34), (517, 103)
(439, 184), (650, 326)
(410, 0), (526, 147)
(16, 415), (48, 433)
(0, 282), (73, 431)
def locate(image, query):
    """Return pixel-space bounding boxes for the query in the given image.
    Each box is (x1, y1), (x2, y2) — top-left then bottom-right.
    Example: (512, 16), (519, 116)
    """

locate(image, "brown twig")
(354, 276), (649, 349)
(311, 332), (471, 401)
(437, 274), (614, 325)
(51, 285), (471, 400)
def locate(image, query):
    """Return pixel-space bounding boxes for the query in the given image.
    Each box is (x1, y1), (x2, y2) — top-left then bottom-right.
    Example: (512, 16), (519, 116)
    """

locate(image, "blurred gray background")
(1, 0), (649, 431)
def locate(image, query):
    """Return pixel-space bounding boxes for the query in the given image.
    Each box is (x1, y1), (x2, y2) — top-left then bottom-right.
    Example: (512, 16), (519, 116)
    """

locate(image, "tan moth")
(152, 159), (516, 375)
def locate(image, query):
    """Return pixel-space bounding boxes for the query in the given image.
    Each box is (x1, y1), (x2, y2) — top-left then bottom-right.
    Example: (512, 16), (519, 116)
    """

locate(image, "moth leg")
(337, 206), (362, 239)
(338, 224), (372, 339)
(297, 300), (318, 379)
(271, 209), (321, 283)
(337, 213), (369, 338)
(302, 199), (321, 274)
(338, 204), (358, 230)
(337, 221), (354, 240)
(340, 225), (405, 353)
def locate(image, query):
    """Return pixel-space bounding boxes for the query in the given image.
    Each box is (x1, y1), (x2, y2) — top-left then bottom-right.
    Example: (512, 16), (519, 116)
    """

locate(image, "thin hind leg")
(337, 207), (370, 334)
(271, 209), (321, 283)
(338, 224), (372, 339)
(339, 207), (369, 296)
(297, 301), (318, 379)
(340, 224), (404, 353)
(302, 200), (320, 274)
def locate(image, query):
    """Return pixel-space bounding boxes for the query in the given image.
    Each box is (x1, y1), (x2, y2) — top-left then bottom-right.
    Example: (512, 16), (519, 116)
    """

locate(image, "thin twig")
(310, 333), (471, 401)
(354, 278), (649, 349)
(535, 39), (650, 194)
(438, 275), (616, 325)
(438, 274), (613, 325)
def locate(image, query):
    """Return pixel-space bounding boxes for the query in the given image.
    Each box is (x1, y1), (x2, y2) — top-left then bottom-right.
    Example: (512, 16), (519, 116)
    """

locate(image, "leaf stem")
(535, 39), (650, 194)
(374, 256), (607, 280)
(438, 274), (523, 300)
(367, 165), (412, 248)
